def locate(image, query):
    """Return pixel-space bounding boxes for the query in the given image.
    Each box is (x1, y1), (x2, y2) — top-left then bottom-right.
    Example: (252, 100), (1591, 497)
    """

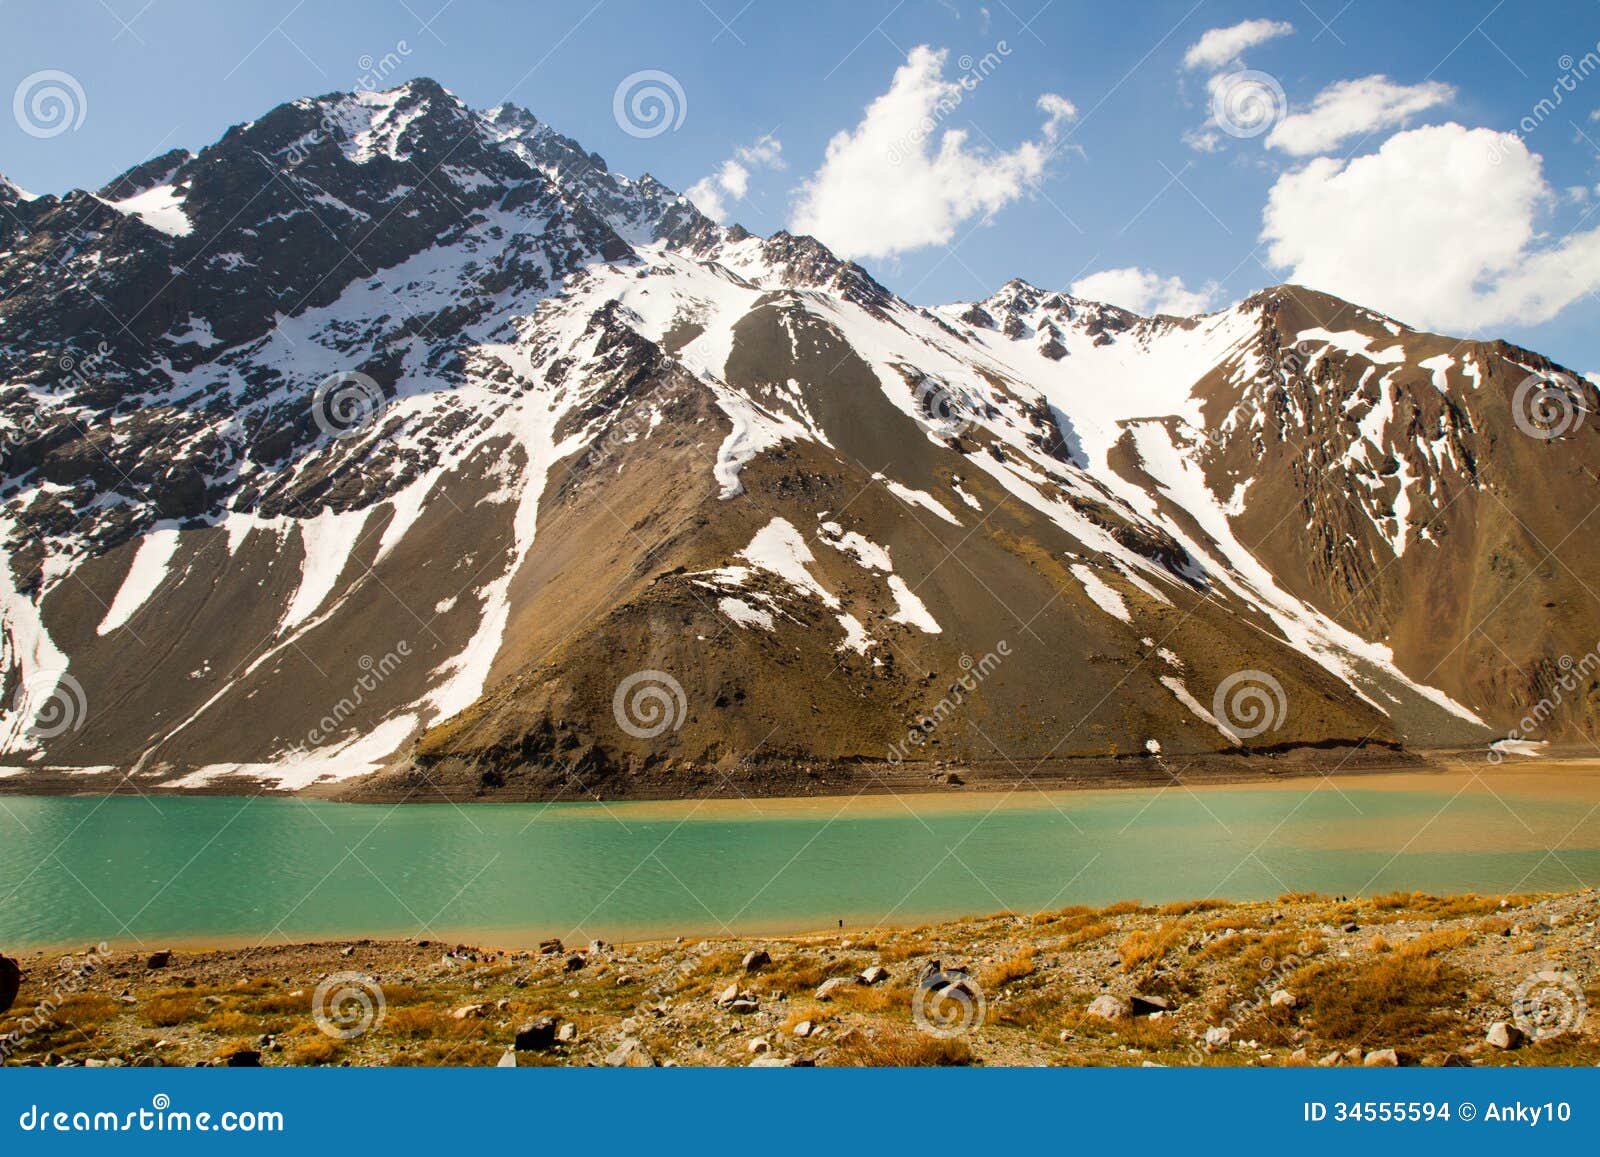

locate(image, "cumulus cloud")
(1070, 267), (1221, 316)
(686, 133), (784, 223)
(1182, 18), (1293, 71)
(789, 45), (1076, 260)
(1265, 75), (1455, 156)
(1261, 122), (1600, 330)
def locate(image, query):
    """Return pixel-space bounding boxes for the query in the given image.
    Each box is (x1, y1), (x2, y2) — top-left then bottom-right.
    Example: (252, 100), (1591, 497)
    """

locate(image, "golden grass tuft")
(829, 1026), (974, 1067)
(979, 950), (1036, 988)
(1118, 922), (1188, 971)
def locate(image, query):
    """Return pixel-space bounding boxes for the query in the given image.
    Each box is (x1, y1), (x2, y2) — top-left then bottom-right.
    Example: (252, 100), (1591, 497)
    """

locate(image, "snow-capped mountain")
(2, 79), (1595, 797)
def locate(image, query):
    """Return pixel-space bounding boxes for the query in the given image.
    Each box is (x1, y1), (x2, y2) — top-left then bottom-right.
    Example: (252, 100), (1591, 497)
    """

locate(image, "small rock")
(496, 1049), (517, 1068)
(1341, 922), (1360, 933)
(715, 983), (741, 1007)
(729, 999), (759, 1014)
(747, 1037), (770, 1054)
(1088, 994), (1131, 1021)
(224, 1050), (261, 1068)
(742, 949), (771, 973)
(792, 1019), (813, 1038)
(146, 951), (171, 970)
(563, 954), (586, 972)
(814, 977), (855, 1001)
(538, 938), (563, 954)
(748, 1056), (795, 1067)
(339, 945), (355, 958)
(858, 965), (889, 986)
(450, 1004), (488, 1020)
(556, 1022), (577, 1043)
(1204, 1026), (1231, 1048)
(1485, 1021), (1525, 1050)
(1269, 989), (1297, 1009)
(1129, 993), (1171, 1016)
(604, 1038), (656, 1067)
(1316, 1050), (1342, 1067)
(1363, 1048), (1399, 1067)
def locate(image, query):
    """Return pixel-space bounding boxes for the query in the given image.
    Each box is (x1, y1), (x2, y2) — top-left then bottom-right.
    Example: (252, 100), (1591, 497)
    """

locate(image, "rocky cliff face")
(2, 79), (1594, 797)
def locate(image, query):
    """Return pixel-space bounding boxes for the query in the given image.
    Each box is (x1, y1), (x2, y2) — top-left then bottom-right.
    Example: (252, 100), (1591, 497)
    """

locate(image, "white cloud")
(789, 45), (1075, 260)
(1262, 122), (1600, 330)
(1587, 372), (1600, 388)
(686, 133), (784, 223)
(1265, 75), (1455, 156)
(1071, 267), (1220, 316)
(1182, 19), (1293, 71)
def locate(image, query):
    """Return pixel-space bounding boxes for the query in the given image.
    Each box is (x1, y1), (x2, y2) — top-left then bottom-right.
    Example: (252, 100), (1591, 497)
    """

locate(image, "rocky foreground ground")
(3, 889), (1598, 1068)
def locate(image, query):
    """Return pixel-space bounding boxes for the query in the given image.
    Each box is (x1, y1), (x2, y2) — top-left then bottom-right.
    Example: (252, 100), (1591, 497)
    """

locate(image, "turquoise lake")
(2, 775), (1597, 949)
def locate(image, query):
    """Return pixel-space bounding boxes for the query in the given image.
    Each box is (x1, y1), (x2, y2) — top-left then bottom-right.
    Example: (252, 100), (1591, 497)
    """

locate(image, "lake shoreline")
(0, 743), (1568, 804)
(5, 888), (1597, 1068)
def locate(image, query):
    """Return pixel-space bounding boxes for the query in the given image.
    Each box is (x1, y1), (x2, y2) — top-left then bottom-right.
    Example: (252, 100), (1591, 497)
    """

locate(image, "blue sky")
(5, 0), (1600, 371)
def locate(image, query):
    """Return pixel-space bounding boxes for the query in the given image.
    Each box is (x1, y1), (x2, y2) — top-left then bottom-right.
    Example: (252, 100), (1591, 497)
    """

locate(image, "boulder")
(742, 949), (771, 973)
(815, 977), (856, 1001)
(0, 955), (20, 1015)
(563, 954), (586, 972)
(224, 1050), (261, 1068)
(1088, 994), (1131, 1021)
(728, 999), (759, 1015)
(556, 1022), (578, 1044)
(604, 1038), (656, 1068)
(496, 1049), (518, 1068)
(146, 951), (171, 970)
(538, 938), (563, 955)
(514, 1016), (558, 1051)
(1203, 1026), (1231, 1048)
(715, 983), (741, 1007)
(450, 1004), (488, 1020)
(792, 1020), (813, 1038)
(1485, 1021), (1525, 1050)
(858, 965), (888, 986)
(1129, 993), (1171, 1016)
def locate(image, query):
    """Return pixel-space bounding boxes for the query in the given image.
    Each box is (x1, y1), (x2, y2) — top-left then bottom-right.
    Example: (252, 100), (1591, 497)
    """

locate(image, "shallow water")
(2, 774), (1596, 949)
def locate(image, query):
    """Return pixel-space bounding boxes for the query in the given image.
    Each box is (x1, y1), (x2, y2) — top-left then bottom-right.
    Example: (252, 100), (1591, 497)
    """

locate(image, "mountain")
(2, 79), (1596, 799)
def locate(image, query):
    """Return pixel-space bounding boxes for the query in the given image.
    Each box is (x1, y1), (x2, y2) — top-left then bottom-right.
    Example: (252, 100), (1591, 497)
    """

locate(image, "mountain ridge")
(3, 77), (1597, 799)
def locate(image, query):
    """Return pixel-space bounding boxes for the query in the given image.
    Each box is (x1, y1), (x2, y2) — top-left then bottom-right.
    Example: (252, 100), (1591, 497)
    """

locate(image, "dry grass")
(1289, 952), (1476, 1051)
(143, 993), (205, 1027)
(980, 950), (1036, 988)
(284, 1036), (342, 1065)
(1158, 899), (1231, 917)
(1119, 922), (1189, 971)
(1395, 928), (1473, 958)
(830, 1025), (974, 1066)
